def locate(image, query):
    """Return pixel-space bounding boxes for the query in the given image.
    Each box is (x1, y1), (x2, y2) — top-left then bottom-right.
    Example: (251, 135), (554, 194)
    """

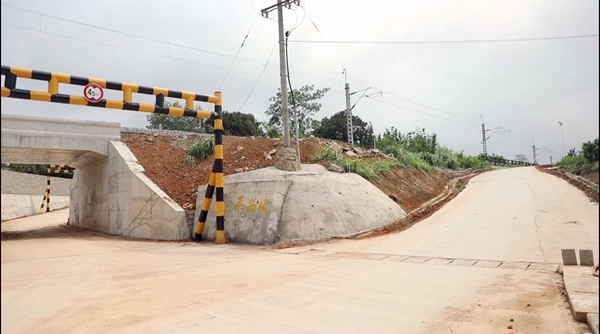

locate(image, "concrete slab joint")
(562, 248), (578, 265)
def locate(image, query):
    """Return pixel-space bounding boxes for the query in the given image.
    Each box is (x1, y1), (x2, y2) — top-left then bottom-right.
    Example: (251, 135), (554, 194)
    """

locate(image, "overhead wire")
(368, 99), (481, 128)
(0, 3), (342, 76)
(1, 21), (339, 95)
(238, 42), (279, 111)
(219, 0), (267, 90)
(3, 1), (577, 140)
(347, 74), (480, 122)
(302, 6), (388, 130)
(288, 34), (599, 44)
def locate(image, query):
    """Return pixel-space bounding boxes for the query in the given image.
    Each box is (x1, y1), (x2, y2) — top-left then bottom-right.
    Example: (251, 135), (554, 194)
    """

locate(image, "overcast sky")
(1, 0), (598, 164)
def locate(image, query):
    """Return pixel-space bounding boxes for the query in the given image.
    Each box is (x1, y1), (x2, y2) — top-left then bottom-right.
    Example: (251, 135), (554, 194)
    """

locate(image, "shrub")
(188, 136), (215, 160)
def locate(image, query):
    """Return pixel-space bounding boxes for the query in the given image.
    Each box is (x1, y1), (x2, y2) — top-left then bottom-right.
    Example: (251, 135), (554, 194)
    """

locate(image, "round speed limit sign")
(83, 83), (104, 103)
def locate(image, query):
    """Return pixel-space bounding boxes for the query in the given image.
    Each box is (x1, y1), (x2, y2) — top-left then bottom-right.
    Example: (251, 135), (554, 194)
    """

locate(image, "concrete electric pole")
(344, 69), (353, 145)
(532, 139), (537, 165)
(261, 0), (301, 171)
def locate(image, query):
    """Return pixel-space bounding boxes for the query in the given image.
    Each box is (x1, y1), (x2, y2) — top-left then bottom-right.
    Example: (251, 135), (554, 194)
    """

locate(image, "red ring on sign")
(83, 83), (104, 103)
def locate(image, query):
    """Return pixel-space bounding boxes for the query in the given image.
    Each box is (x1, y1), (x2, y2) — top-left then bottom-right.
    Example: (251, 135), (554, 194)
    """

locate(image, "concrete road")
(2, 167), (598, 333)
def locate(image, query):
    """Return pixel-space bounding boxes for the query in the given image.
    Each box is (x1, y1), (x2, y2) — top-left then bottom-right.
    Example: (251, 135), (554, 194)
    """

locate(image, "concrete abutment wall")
(70, 141), (189, 240)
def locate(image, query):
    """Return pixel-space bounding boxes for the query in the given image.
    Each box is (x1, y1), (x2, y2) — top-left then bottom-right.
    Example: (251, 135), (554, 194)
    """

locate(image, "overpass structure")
(1, 113), (190, 240)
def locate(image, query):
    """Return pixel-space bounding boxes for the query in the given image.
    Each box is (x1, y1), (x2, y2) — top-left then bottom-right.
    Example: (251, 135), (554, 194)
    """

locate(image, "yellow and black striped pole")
(213, 92), (226, 244)
(39, 167), (51, 213)
(193, 92), (226, 244)
(194, 173), (215, 241)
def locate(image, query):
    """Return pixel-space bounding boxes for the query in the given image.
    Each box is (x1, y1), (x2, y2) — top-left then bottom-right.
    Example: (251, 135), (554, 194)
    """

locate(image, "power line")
(2, 2), (558, 137)
(348, 75), (480, 122)
(302, 6), (393, 134)
(238, 42), (279, 111)
(303, 8), (346, 70)
(289, 34), (599, 44)
(369, 98), (481, 128)
(219, 0), (267, 90)
(0, 2), (342, 77)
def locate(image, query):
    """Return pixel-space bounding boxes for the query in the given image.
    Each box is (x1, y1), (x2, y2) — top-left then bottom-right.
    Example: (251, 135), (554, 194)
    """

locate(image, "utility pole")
(343, 72), (373, 146)
(344, 69), (353, 145)
(480, 114), (510, 156)
(261, 0), (300, 148)
(558, 121), (565, 158)
(261, 0), (301, 171)
(532, 139), (537, 165)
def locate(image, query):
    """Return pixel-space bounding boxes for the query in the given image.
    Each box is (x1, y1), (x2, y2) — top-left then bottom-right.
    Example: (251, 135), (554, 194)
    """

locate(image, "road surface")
(2, 166), (598, 333)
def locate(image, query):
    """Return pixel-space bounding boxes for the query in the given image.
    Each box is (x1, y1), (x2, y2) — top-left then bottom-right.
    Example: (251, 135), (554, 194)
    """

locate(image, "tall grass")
(311, 142), (489, 179)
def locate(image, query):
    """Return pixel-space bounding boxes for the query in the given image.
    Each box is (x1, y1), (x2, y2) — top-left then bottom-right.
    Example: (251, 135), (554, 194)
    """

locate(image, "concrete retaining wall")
(69, 141), (189, 240)
(1, 169), (71, 221)
(195, 164), (407, 245)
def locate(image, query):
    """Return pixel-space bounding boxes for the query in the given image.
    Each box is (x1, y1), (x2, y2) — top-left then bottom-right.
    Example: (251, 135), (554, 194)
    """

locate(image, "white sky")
(1, 0), (598, 164)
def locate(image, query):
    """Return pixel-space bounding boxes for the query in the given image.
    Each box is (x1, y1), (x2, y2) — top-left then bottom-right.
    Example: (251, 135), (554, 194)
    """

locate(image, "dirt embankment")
(122, 134), (599, 242)
(122, 134), (464, 215)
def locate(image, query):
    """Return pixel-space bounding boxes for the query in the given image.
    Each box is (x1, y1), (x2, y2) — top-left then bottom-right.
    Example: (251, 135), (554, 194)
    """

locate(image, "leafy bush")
(188, 136), (215, 160)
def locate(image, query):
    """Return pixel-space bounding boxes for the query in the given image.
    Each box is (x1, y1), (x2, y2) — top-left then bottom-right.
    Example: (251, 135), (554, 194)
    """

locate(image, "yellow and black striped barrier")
(194, 92), (225, 244)
(2, 65), (226, 244)
(39, 165), (75, 213)
(1, 65), (218, 119)
(48, 164), (76, 177)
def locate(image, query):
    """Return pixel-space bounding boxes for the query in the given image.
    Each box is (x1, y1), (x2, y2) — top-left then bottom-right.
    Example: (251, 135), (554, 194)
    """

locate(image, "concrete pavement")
(2, 166), (597, 333)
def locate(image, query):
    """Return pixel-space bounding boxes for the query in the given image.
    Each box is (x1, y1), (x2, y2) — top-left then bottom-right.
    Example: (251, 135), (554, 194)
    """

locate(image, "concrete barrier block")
(579, 249), (594, 266)
(561, 249), (577, 265)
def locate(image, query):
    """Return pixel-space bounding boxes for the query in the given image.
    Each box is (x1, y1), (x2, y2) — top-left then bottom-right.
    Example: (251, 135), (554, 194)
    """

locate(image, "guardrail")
(485, 156), (535, 166)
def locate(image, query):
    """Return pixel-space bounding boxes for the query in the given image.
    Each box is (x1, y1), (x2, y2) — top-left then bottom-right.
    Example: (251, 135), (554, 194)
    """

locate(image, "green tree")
(488, 153), (505, 160)
(260, 122), (282, 138)
(2, 163), (47, 175)
(313, 111), (374, 147)
(265, 85), (330, 135)
(581, 138), (599, 163)
(514, 154), (528, 162)
(204, 111), (264, 137)
(146, 101), (211, 133)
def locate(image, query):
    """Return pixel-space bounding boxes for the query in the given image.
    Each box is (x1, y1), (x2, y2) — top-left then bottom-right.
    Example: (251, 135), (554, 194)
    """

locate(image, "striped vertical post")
(213, 91), (226, 244)
(193, 91), (225, 244)
(193, 173), (215, 241)
(39, 166), (51, 213)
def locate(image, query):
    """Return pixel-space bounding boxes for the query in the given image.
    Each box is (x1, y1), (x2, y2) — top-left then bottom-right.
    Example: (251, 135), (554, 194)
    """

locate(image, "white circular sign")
(83, 83), (104, 103)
